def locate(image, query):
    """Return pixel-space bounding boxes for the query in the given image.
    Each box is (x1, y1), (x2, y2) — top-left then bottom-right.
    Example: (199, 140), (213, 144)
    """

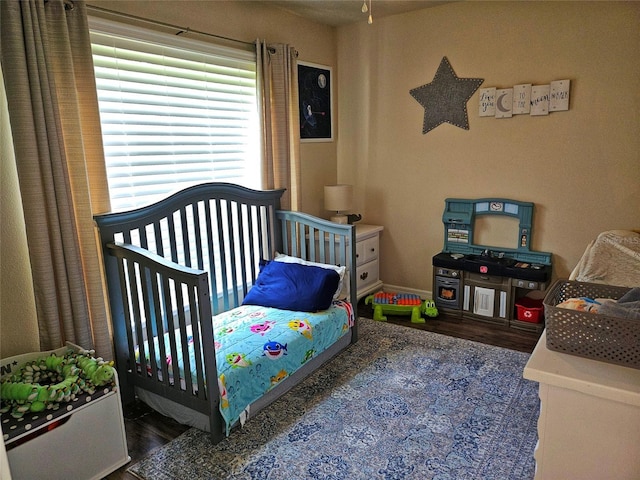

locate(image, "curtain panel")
(257, 41), (301, 211)
(1, 0), (112, 359)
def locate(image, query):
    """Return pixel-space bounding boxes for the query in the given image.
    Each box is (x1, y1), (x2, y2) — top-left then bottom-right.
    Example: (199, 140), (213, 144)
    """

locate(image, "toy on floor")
(365, 292), (438, 323)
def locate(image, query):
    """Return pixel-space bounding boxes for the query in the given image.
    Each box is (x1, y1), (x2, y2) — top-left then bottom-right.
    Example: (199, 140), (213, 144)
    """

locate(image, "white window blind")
(89, 18), (260, 212)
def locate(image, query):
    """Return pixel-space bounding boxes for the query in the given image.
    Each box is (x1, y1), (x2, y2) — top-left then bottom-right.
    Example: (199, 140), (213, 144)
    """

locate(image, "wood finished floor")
(104, 299), (542, 479)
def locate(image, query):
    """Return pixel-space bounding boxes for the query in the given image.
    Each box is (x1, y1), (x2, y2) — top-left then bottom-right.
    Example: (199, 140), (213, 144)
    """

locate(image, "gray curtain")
(1, 0), (113, 359)
(257, 41), (301, 211)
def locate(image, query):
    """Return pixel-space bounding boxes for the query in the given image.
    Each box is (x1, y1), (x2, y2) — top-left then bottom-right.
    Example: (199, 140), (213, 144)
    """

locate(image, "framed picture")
(298, 62), (333, 142)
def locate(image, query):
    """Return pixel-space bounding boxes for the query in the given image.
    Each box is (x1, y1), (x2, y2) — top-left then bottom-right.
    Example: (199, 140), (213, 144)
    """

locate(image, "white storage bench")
(1, 344), (130, 480)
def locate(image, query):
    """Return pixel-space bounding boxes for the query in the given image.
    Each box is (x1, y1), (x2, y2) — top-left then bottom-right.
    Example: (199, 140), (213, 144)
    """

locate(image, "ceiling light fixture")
(362, 0), (373, 24)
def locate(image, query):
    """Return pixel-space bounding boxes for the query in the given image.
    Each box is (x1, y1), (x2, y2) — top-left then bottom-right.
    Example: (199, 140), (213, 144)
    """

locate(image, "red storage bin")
(515, 297), (544, 323)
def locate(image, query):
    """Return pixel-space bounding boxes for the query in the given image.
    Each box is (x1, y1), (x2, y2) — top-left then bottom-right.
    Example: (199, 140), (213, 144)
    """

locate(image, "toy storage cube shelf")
(1, 345), (130, 480)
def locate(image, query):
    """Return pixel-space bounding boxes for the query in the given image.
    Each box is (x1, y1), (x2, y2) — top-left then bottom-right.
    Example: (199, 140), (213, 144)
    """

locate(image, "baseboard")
(379, 283), (432, 300)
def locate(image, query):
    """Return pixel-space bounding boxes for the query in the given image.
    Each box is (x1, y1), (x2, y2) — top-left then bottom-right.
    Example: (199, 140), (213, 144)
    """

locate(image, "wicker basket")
(544, 280), (639, 369)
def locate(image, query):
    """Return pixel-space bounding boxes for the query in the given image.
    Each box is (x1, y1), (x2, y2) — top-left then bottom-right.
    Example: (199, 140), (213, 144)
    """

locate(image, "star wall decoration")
(410, 57), (484, 134)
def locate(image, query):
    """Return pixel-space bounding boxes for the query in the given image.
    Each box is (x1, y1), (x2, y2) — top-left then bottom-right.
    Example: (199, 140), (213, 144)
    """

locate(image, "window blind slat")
(90, 17), (260, 212)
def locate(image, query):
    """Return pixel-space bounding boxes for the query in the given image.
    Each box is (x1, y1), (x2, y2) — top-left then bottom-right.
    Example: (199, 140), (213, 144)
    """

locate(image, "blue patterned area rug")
(128, 318), (539, 480)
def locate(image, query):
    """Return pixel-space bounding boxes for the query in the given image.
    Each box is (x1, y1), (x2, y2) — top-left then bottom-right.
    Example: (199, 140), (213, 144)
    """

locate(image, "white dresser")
(523, 331), (640, 480)
(354, 224), (384, 299)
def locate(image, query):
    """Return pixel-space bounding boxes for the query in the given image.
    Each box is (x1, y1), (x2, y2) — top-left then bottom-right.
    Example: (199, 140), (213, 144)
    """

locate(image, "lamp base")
(330, 214), (348, 224)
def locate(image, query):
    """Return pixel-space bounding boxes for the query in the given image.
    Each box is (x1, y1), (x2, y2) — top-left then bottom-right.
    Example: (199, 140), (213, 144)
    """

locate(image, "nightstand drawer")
(357, 259), (379, 290)
(356, 235), (379, 266)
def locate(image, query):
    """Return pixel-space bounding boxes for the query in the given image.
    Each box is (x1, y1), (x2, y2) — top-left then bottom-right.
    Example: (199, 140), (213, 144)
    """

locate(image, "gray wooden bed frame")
(94, 182), (358, 442)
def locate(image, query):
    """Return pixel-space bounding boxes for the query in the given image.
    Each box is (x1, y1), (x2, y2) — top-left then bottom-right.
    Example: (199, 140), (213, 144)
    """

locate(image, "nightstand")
(355, 224), (384, 299)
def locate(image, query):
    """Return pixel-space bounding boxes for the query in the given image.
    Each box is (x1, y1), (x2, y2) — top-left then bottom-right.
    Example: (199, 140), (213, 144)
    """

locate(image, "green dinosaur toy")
(0, 349), (115, 418)
(365, 291), (439, 324)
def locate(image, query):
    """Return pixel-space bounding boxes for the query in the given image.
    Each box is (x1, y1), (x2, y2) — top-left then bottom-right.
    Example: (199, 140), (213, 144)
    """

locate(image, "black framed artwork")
(298, 62), (333, 142)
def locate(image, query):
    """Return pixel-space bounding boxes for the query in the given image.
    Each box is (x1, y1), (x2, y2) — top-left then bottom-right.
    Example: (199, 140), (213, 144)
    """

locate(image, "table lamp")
(324, 185), (353, 224)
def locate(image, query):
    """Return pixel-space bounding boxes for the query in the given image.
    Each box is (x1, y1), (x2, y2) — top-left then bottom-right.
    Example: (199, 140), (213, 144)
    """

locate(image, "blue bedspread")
(137, 301), (354, 434)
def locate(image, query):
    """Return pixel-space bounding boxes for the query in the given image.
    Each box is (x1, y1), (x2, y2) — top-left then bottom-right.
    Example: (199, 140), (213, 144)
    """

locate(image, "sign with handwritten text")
(550, 79), (570, 111)
(513, 84), (531, 115)
(530, 85), (550, 116)
(478, 88), (496, 117)
(479, 79), (570, 119)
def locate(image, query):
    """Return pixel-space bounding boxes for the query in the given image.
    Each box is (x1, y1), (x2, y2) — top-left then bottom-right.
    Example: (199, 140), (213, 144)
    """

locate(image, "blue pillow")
(242, 260), (340, 312)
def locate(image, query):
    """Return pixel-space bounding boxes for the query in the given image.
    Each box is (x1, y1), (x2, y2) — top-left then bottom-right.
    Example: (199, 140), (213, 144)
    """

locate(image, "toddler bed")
(94, 183), (358, 442)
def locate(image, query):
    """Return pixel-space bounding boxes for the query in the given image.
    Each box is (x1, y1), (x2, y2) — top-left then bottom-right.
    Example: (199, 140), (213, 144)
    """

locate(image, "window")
(89, 18), (260, 212)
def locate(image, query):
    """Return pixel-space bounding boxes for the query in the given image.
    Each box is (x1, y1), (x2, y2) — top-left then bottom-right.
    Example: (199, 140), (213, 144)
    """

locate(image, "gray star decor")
(410, 57), (484, 134)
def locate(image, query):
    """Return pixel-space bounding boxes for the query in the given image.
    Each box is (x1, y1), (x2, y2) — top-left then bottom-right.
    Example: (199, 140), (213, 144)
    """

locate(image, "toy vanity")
(432, 198), (552, 331)
(1, 344), (130, 479)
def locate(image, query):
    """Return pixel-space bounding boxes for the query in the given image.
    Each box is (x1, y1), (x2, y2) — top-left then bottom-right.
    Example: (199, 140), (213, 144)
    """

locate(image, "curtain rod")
(86, 4), (254, 47)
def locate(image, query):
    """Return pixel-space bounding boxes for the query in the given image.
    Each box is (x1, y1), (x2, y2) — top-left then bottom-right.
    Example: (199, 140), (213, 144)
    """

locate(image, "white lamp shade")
(324, 185), (353, 212)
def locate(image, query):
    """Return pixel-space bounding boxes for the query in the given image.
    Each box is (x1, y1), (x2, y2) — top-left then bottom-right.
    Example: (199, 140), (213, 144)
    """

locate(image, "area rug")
(128, 318), (539, 480)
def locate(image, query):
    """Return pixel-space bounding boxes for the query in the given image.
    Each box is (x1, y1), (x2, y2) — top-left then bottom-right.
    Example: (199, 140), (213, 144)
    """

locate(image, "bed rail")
(106, 242), (223, 436)
(277, 210), (358, 339)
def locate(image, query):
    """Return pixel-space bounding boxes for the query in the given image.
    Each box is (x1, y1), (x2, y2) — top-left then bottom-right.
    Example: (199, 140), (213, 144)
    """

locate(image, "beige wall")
(1, 66), (40, 358)
(338, 1), (640, 292)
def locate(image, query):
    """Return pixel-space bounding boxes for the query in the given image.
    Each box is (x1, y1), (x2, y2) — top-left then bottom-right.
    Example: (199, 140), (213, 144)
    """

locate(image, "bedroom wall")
(1, 65), (40, 358)
(337, 1), (640, 293)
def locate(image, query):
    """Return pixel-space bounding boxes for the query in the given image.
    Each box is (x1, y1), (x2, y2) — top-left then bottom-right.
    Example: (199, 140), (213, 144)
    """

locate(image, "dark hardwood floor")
(104, 298), (542, 479)
(105, 401), (190, 479)
(366, 304), (542, 354)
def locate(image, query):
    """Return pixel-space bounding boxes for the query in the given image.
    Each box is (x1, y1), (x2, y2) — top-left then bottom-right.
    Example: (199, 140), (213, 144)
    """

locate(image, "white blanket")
(570, 230), (640, 287)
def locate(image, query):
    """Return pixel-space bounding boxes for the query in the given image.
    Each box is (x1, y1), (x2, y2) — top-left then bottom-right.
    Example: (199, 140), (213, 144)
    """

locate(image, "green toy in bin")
(365, 292), (438, 324)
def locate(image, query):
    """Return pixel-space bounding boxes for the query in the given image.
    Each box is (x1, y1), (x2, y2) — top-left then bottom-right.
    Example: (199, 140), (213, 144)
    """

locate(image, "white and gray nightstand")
(354, 224), (384, 299)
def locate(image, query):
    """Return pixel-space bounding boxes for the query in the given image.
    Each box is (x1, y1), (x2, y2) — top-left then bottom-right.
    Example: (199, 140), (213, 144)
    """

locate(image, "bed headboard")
(95, 182), (286, 315)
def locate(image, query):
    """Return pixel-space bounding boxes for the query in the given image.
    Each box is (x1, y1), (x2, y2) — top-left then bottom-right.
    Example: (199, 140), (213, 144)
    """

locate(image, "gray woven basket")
(544, 280), (639, 369)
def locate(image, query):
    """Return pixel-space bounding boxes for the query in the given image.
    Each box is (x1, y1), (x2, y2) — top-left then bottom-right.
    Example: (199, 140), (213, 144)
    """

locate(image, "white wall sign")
(478, 87), (496, 117)
(530, 85), (550, 116)
(495, 88), (513, 118)
(550, 79), (570, 111)
(512, 84), (531, 114)
(478, 79), (570, 119)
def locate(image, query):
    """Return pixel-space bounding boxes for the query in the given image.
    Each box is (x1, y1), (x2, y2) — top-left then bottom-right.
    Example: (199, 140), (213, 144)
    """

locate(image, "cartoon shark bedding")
(136, 301), (354, 434)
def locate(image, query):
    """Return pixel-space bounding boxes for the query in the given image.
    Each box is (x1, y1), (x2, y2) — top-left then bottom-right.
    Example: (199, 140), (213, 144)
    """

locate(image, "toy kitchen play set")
(432, 198), (552, 331)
